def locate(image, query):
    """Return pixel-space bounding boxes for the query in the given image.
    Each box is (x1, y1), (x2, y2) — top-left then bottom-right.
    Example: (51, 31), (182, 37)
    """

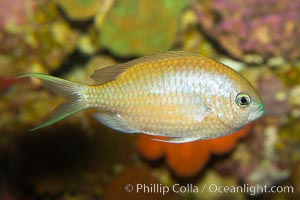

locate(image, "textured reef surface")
(196, 0), (300, 62)
(1, 0), (300, 199)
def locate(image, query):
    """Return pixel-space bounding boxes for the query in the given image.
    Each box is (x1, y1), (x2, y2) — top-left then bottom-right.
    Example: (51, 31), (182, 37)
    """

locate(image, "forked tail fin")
(18, 73), (87, 130)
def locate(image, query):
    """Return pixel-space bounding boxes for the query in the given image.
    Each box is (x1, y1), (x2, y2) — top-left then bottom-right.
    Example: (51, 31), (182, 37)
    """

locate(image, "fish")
(19, 51), (264, 143)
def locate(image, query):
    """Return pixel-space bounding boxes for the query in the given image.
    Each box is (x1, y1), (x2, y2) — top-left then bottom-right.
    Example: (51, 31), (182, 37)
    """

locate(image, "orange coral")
(137, 124), (253, 177)
(209, 124), (252, 155)
(165, 140), (211, 177)
(138, 135), (166, 160)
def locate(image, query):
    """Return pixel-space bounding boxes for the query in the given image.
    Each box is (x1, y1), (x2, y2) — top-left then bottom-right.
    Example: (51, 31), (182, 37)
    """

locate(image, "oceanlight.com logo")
(124, 183), (294, 196)
(207, 184), (293, 196)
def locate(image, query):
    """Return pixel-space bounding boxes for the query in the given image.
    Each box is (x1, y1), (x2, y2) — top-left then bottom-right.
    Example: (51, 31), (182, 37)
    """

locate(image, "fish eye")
(236, 93), (251, 107)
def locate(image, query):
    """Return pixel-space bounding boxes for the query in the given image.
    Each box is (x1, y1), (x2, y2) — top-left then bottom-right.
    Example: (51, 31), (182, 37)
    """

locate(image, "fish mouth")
(249, 102), (265, 121)
(258, 103), (265, 115)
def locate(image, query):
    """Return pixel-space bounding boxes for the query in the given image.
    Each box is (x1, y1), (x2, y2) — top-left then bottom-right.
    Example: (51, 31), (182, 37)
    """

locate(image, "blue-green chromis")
(19, 51), (264, 143)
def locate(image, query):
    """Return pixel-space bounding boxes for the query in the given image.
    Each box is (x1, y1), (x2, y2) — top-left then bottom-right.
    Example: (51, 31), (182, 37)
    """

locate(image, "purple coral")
(196, 0), (300, 61)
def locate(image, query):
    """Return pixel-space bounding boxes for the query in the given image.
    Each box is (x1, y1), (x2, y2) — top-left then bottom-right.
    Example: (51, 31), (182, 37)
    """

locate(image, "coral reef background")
(1, 0), (300, 199)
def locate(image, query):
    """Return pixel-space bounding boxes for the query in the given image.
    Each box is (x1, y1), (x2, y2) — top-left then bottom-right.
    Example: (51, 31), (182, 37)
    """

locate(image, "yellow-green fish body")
(20, 51), (264, 143)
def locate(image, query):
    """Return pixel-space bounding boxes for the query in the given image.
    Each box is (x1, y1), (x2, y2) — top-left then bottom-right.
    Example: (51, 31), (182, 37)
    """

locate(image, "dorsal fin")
(90, 51), (199, 84)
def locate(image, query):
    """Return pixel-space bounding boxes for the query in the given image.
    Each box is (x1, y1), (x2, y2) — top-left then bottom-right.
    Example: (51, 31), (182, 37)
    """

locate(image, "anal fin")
(151, 137), (201, 143)
(93, 112), (138, 133)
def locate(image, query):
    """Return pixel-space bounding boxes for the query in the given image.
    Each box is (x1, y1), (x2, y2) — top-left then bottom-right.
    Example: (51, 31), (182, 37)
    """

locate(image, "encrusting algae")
(19, 51), (264, 143)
